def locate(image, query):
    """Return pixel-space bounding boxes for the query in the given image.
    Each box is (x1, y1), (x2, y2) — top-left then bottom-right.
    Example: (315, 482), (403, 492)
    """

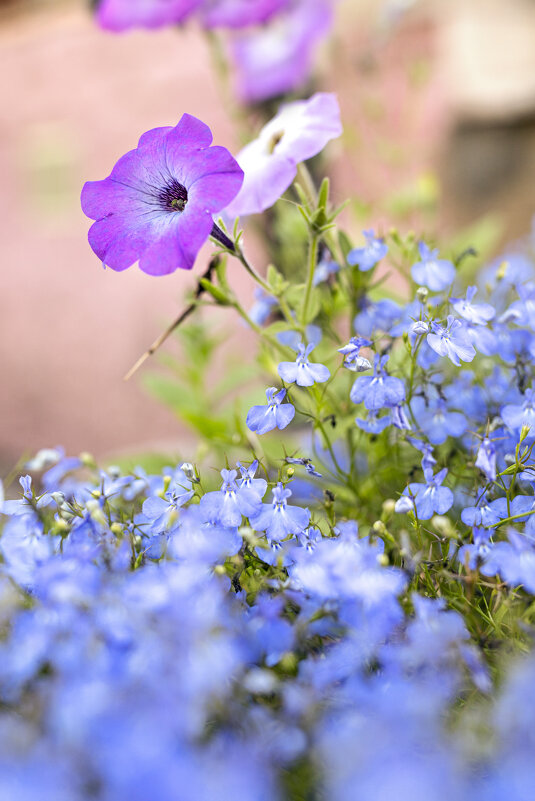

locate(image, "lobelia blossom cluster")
(94, 0), (337, 102)
(23, 93), (535, 798)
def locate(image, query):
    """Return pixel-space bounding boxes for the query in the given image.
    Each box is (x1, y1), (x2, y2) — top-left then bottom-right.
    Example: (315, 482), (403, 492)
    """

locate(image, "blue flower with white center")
(461, 496), (507, 528)
(237, 460), (267, 498)
(411, 241), (455, 291)
(395, 463), (453, 520)
(427, 315), (476, 366)
(278, 342), (330, 387)
(250, 482), (310, 542)
(475, 438), (497, 482)
(338, 336), (373, 371)
(348, 229), (388, 272)
(355, 411), (392, 434)
(450, 286), (495, 325)
(246, 387), (295, 435)
(350, 354), (405, 411)
(200, 468), (262, 528)
(141, 487), (194, 536)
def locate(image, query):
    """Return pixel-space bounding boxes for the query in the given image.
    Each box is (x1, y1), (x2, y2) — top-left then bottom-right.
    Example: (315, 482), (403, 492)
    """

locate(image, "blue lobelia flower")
(278, 342), (330, 387)
(501, 387), (535, 438)
(236, 460), (268, 498)
(141, 487), (194, 537)
(200, 469), (262, 528)
(246, 387), (295, 435)
(411, 396), (467, 445)
(427, 315), (476, 366)
(395, 463), (453, 520)
(313, 253), (340, 285)
(350, 354), (405, 412)
(348, 229), (388, 272)
(411, 241), (455, 291)
(450, 286), (495, 325)
(249, 482), (310, 542)
(338, 336), (373, 371)
(475, 438), (497, 482)
(248, 288), (278, 326)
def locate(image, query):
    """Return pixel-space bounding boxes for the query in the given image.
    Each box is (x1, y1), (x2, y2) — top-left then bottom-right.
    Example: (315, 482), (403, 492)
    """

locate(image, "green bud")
(110, 522), (123, 536)
(382, 499), (396, 518)
(286, 467), (295, 479)
(520, 425), (532, 444)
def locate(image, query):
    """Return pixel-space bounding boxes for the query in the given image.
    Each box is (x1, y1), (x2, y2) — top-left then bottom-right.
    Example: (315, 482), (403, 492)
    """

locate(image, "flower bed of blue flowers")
(3, 2), (535, 799)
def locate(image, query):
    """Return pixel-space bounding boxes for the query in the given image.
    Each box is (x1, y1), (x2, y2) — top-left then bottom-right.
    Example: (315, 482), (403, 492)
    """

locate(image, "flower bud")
(416, 286), (428, 303)
(180, 462), (199, 483)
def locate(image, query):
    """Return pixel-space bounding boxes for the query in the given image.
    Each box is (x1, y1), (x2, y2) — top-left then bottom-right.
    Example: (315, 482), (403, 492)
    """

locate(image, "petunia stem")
(123, 256), (219, 381)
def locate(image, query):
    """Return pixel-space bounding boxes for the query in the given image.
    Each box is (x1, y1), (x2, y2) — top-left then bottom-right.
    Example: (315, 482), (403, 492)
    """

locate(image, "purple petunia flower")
(201, 0), (290, 28)
(81, 114), (244, 275)
(426, 315), (476, 366)
(348, 230), (388, 272)
(223, 92), (342, 218)
(278, 343), (330, 387)
(411, 242), (455, 292)
(96, 0), (200, 32)
(230, 0), (334, 103)
(246, 387), (295, 435)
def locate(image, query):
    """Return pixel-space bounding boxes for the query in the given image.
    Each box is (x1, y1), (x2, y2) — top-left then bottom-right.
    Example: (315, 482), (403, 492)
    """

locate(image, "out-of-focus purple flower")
(81, 114), (243, 275)
(411, 396), (467, 445)
(411, 242), (455, 291)
(223, 92), (341, 217)
(250, 482), (310, 541)
(248, 288), (278, 326)
(201, 0), (290, 28)
(350, 354), (405, 412)
(396, 464), (453, 520)
(501, 387), (535, 437)
(348, 230), (388, 272)
(475, 438), (497, 482)
(450, 286), (495, 325)
(246, 387), (295, 435)
(96, 0), (199, 32)
(313, 254), (340, 286)
(230, 0), (334, 103)
(354, 297), (402, 337)
(278, 343), (330, 387)
(427, 316), (476, 366)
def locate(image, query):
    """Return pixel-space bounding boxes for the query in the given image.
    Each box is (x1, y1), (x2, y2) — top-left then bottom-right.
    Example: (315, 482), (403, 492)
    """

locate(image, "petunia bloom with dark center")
(81, 113), (244, 275)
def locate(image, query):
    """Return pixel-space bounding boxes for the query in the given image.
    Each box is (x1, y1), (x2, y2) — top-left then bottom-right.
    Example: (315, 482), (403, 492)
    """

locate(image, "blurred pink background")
(1, 0), (534, 470)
